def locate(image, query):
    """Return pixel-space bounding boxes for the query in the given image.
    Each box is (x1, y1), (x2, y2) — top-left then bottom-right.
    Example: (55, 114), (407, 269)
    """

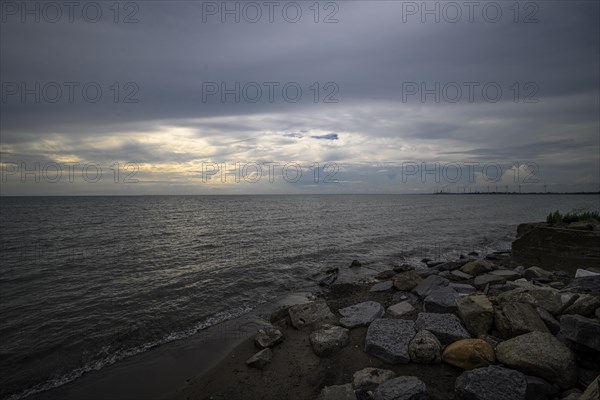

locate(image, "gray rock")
(496, 331), (578, 389)
(488, 283), (514, 296)
(254, 326), (284, 348)
(474, 274), (506, 289)
(415, 312), (471, 346)
(562, 294), (600, 316)
(365, 319), (416, 364)
(387, 301), (415, 318)
(409, 329), (442, 364)
(536, 307), (560, 335)
(498, 288), (563, 315)
(413, 275), (450, 298)
(494, 302), (550, 338)
(339, 301), (385, 328)
(318, 383), (357, 400)
(456, 294), (494, 337)
(438, 261), (467, 271)
(523, 266), (552, 280)
(455, 365), (527, 400)
(370, 280), (394, 292)
(579, 376), (600, 400)
(490, 269), (522, 281)
(392, 291), (420, 305)
(416, 268), (438, 278)
(559, 314), (600, 351)
(451, 270), (474, 280)
(575, 268), (600, 278)
(394, 264), (415, 273)
(563, 276), (600, 296)
(310, 324), (350, 356)
(525, 375), (559, 400)
(461, 260), (496, 276)
(288, 300), (337, 329)
(393, 271), (423, 291)
(352, 368), (396, 391)
(246, 348), (272, 369)
(561, 390), (582, 400)
(450, 283), (477, 295)
(424, 289), (460, 314)
(439, 271), (451, 278)
(373, 376), (428, 400)
(376, 270), (396, 280)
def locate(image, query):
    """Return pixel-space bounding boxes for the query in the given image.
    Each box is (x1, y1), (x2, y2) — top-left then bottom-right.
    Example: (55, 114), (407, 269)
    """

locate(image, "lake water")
(1, 194), (599, 399)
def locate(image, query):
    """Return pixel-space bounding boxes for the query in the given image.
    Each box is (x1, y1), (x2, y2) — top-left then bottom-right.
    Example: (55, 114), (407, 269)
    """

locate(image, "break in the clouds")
(0, 1), (598, 195)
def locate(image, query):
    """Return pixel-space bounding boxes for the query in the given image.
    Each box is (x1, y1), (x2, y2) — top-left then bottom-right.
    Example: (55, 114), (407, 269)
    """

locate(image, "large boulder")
(496, 331), (578, 389)
(365, 319), (416, 364)
(393, 271), (423, 291)
(246, 348), (273, 369)
(339, 301), (384, 328)
(352, 368), (396, 391)
(441, 339), (495, 370)
(522, 266), (552, 280)
(579, 376), (600, 400)
(455, 294), (494, 337)
(494, 302), (550, 338)
(455, 365), (527, 400)
(424, 289), (460, 314)
(562, 293), (600, 316)
(310, 324), (350, 356)
(535, 307), (560, 335)
(387, 301), (415, 318)
(318, 384), (357, 400)
(392, 291), (420, 305)
(438, 261), (467, 271)
(415, 312), (471, 346)
(559, 314), (600, 351)
(288, 301), (337, 329)
(489, 269), (522, 281)
(412, 275), (450, 298)
(474, 274), (506, 289)
(451, 270), (473, 281)
(498, 288), (563, 315)
(460, 260), (496, 276)
(373, 376), (428, 400)
(254, 326), (284, 348)
(408, 329), (442, 364)
(450, 282), (477, 295)
(524, 375), (559, 400)
(370, 281), (394, 292)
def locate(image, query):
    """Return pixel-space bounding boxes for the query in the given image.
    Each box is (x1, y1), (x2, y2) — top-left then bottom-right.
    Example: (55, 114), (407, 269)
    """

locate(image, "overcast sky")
(1, 0), (598, 195)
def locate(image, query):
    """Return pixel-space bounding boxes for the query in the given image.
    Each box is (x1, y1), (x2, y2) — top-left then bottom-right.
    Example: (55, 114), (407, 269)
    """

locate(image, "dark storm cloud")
(1, 1), (598, 194)
(311, 133), (338, 140)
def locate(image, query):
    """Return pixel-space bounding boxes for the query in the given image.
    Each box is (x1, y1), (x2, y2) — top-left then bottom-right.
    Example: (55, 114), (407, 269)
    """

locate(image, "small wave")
(4, 304), (256, 400)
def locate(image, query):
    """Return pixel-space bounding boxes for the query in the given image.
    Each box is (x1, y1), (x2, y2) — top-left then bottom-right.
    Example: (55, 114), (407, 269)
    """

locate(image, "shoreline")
(174, 254), (600, 400)
(19, 221), (600, 400)
(28, 293), (315, 400)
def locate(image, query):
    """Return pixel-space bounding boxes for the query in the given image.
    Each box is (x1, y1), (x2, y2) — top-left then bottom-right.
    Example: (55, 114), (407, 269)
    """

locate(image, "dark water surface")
(1, 194), (599, 399)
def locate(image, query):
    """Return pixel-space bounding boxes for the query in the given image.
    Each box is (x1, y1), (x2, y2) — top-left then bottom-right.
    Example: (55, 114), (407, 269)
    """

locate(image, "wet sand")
(175, 283), (462, 400)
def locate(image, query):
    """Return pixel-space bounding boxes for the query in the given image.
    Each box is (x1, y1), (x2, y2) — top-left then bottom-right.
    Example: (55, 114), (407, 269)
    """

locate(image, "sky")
(1, 0), (599, 195)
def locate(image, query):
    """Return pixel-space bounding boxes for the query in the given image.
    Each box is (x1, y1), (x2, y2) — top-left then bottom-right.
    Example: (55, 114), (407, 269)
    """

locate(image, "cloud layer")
(1, 1), (598, 194)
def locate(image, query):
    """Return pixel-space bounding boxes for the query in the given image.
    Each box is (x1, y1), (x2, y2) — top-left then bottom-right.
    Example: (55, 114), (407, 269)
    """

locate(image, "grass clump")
(546, 210), (600, 224)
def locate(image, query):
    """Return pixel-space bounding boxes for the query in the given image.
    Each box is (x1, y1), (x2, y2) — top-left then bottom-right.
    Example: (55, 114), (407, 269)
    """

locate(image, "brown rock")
(494, 302), (550, 339)
(393, 270), (423, 291)
(442, 338), (495, 370)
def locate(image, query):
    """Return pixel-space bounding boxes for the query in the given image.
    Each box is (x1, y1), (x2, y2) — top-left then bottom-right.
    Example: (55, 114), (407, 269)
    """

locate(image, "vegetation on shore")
(546, 210), (600, 224)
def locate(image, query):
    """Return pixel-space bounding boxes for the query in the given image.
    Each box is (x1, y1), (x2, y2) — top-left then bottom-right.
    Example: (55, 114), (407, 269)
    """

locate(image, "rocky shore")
(177, 236), (600, 400)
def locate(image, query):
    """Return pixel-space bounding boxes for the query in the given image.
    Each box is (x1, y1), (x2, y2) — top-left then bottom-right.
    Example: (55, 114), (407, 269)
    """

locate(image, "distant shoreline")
(1, 192), (599, 197)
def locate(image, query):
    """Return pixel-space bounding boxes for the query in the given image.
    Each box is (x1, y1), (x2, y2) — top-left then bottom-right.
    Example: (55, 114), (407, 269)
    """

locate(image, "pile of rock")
(251, 255), (600, 400)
